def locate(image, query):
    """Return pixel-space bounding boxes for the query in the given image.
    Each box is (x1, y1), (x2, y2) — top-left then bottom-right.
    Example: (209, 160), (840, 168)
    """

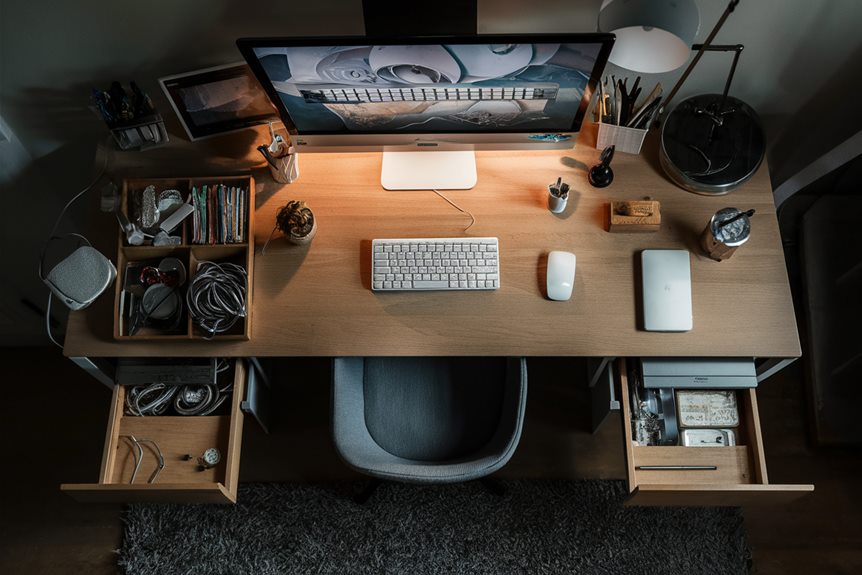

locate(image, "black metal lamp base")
(660, 94), (765, 195)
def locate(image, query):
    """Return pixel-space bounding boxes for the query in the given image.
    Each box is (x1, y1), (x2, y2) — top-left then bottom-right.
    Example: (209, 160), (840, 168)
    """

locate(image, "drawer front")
(617, 358), (813, 506)
(62, 360), (246, 504)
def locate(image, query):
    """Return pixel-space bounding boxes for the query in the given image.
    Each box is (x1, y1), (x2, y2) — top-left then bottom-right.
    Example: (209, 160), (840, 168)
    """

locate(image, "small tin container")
(681, 428), (737, 447)
(701, 207), (751, 261)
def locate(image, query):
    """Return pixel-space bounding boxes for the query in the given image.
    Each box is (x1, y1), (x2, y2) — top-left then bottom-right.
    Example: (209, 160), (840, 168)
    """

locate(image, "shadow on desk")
(360, 240), (372, 290)
(260, 241), (311, 296)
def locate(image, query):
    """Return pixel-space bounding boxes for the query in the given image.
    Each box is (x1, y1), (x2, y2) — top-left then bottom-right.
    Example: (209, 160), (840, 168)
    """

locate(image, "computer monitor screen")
(237, 35), (614, 189)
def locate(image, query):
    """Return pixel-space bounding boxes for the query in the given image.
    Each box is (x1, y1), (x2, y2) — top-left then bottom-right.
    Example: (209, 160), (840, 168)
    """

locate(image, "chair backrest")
(332, 356), (527, 483)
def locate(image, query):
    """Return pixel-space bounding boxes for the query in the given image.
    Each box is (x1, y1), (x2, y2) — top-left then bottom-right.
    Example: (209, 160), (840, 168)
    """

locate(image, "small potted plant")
(276, 200), (317, 245)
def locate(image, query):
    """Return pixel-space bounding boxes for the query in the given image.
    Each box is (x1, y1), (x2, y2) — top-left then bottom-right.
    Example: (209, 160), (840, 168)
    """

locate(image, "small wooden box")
(608, 200), (661, 233)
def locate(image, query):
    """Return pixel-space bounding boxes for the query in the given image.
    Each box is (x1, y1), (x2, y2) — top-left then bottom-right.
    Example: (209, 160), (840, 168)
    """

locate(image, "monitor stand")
(381, 150), (477, 190)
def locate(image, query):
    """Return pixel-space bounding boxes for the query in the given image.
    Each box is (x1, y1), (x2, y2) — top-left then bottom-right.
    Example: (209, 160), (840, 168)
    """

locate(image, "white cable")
(39, 148), (109, 348)
(38, 152), (109, 280)
(260, 225), (279, 255)
(432, 189), (476, 231)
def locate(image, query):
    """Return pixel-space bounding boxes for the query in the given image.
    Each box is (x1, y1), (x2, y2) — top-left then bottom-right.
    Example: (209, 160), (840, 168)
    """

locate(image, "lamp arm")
(662, 0), (740, 113)
(709, 44), (744, 111)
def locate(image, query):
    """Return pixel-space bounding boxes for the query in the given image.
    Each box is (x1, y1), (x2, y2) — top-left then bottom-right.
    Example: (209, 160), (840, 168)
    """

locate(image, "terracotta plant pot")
(276, 200), (316, 246)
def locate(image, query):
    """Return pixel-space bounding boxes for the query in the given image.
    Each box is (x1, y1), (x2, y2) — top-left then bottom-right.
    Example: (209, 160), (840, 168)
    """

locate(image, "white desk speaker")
(44, 246), (116, 310)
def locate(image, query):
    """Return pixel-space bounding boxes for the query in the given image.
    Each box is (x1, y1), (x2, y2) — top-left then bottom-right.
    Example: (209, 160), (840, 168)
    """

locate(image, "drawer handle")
(635, 465), (718, 471)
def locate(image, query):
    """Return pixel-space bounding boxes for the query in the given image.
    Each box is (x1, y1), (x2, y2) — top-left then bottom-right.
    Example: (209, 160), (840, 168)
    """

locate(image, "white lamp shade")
(599, 0), (700, 74)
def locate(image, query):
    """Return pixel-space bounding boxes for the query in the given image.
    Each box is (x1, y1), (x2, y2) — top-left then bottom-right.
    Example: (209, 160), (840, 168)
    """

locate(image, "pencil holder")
(596, 121), (647, 155)
(108, 114), (169, 151)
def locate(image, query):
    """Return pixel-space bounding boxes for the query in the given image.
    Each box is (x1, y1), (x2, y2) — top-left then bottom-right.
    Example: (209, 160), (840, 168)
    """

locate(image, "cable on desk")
(260, 226), (279, 255)
(432, 189), (476, 231)
(186, 261), (247, 337)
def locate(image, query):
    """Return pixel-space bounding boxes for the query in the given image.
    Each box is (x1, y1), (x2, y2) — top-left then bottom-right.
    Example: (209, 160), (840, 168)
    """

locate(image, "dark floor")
(0, 349), (860, 574)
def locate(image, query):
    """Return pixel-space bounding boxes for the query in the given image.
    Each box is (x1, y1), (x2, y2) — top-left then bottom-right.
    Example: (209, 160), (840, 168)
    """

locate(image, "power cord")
(38, 154), (109, 282)
(186, 262), (248, 337)
(432, 189), (476, 231)
(39, 148), (110, 349)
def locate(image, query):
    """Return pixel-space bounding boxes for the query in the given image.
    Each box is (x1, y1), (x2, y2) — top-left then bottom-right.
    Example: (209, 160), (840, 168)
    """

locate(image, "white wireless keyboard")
(372, 237), (500, 291)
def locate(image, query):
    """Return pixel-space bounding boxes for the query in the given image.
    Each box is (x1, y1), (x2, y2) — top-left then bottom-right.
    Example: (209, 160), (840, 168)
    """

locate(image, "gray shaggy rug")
(119, 480), (750, 574)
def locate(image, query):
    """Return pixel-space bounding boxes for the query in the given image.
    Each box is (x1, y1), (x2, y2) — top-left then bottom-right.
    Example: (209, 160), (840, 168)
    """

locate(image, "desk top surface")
(64, 128), (800, 359)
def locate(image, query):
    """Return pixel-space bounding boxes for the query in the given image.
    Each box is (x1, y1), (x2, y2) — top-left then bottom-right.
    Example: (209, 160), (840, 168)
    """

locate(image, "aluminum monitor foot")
(381, 150), (477, 190)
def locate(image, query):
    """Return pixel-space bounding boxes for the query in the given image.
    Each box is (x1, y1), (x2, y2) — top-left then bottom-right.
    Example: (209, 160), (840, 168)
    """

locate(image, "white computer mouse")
(546, 251), (576, 301)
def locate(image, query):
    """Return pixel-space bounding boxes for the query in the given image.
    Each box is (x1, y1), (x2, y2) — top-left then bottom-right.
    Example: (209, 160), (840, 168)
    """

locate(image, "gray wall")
(2, 0), (861, 343)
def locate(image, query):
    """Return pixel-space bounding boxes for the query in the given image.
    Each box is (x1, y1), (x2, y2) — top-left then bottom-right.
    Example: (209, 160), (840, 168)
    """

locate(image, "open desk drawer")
(617, 358), (813, 506)
(61, 360), (246, 504)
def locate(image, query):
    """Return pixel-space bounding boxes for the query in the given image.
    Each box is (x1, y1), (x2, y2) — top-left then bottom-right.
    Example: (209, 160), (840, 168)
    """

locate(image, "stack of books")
(191, 184), (248, 244)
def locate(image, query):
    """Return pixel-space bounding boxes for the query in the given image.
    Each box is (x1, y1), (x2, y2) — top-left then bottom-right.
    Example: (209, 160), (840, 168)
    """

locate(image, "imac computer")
(237, 35), (614, 190)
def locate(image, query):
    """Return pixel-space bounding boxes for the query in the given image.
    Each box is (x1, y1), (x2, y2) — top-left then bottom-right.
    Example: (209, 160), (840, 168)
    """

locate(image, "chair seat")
(332, 357), (527, 484)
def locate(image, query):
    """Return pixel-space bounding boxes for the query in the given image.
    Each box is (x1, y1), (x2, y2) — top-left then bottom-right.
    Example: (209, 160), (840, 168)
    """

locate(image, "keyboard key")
(414, 280), (449, 289)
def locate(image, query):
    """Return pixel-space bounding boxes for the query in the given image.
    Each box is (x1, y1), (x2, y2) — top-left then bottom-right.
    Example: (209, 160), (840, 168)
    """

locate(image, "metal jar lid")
(710, 207), (751, 247)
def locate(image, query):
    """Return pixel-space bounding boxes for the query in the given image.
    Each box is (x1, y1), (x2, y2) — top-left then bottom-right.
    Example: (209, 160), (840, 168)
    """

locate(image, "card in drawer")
(676, 390), (739, 428)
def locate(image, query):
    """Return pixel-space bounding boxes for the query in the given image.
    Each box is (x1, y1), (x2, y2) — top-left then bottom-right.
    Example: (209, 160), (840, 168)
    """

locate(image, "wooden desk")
(61, 129), (813, 507)
(64, 130), (800, 361)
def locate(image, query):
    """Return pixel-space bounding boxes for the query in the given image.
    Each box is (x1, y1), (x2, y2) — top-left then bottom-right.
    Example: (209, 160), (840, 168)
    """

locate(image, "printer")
(640, 357), (757, 389)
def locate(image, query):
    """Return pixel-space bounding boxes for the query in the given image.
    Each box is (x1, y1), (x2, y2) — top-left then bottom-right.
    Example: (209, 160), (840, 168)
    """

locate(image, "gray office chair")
(331, 357), (527, 496)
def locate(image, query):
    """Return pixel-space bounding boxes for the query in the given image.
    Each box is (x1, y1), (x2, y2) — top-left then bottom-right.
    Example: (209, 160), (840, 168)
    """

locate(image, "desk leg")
(241, 357), (272, 434)
(755, 358), (798, 383)
(590, 358), (620, 433)
(588, 357), (615, 388)
(69, 356), (115, 389)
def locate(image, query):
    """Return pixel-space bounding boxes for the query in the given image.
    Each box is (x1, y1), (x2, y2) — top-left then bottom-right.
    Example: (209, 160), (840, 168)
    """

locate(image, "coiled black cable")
(186, 261), (247, 337)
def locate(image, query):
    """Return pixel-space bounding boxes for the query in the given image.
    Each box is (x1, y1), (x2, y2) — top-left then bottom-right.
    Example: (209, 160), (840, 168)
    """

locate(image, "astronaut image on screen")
(252, 43), (601, 133)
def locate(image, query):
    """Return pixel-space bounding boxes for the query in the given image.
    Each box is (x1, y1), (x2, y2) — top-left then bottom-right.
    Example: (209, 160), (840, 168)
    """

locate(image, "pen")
(629, 82), (663, 125)
(629, 95), (661, 129)
(717, 208), (755, 229)
(595, 81), (604, 122)
(641, 96), (662, 129)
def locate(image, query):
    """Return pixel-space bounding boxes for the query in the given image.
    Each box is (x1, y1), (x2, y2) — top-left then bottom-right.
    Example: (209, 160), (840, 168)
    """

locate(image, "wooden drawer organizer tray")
(617, 358), (813, 506)
(113, 176), (255, 340)
(62, 360), (246, 504)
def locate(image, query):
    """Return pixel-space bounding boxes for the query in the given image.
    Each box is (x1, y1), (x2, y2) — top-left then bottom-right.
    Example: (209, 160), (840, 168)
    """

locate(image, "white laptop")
(641, 249), (693, 332)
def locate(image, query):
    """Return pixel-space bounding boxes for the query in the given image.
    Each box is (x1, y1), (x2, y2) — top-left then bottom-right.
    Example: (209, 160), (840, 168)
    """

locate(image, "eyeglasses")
(139, 266), (180, 287)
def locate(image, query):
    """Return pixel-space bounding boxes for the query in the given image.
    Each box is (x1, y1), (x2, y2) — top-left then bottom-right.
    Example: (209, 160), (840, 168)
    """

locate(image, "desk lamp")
(600, 0), (765, 195)
(598, 0), (700, 74)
